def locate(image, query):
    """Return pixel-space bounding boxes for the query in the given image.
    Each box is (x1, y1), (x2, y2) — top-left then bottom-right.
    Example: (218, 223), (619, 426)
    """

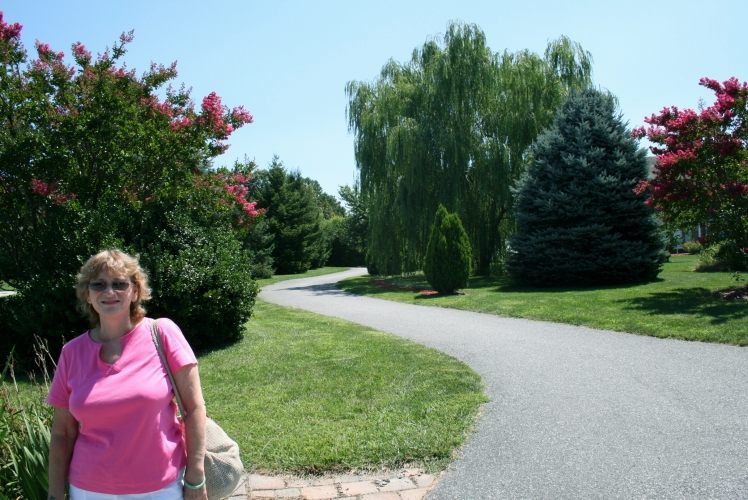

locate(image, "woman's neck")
(94, 316), (135, 342)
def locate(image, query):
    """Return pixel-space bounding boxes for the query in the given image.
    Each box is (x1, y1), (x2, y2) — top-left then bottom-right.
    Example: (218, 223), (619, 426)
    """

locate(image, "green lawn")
(338, 255), (747, 345)
(5, 265), (486, 476)
(201, 300), (486, 474)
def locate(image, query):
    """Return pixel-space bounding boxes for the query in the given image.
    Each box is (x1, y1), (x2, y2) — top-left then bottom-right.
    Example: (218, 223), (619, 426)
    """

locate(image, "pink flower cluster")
(631, 76), (748, 221)
(202, 92), (223, 119)
(170, 116), (192, 131)
(199, 92), (253, 138)
(231, 106), (254, 124)
(72, 41), (91, 64)
(31, 177), (76, 204)
(30, 40), (75, 79)
(141, 96), (173, 118)
(699, 77), (747, 116)
(0, 12), (22, 42)
(223, 173), (262, 222)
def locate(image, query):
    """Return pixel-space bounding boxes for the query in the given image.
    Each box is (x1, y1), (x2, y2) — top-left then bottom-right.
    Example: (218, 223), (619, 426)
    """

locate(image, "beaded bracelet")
(184, 476), (206, 490)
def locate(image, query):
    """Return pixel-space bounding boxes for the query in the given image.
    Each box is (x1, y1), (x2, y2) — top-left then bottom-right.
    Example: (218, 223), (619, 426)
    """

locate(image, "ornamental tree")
(0, 12), (258, 364)
(347, 23), (593, 276)
(423, 205), (473, 294)
(507, 89), (668, 286)
(632, 77), (748, 252)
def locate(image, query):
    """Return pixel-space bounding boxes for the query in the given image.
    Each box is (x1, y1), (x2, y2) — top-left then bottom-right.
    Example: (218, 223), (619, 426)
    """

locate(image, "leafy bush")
(140, 208), (258, 352)
(423, 205), (473, 294)
(682, 240), (703, 255)
(696, 240), (748, 272)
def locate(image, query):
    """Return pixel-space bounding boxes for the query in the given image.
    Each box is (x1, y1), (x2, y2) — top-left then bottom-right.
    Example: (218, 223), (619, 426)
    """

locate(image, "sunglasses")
(88, 280), (132, 292)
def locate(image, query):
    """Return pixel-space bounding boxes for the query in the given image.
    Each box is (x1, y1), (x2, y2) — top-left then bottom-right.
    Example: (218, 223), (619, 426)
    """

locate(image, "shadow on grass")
(340, 274), (656, 297)
(489, 276), (665, 294)
(616, 287), (748, 325)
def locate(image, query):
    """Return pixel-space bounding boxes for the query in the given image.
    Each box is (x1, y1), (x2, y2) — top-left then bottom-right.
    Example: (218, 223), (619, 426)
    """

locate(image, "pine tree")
(423, 205), (473, 294)
(507, 89), (668, 286)
(257, 159), (323, 274)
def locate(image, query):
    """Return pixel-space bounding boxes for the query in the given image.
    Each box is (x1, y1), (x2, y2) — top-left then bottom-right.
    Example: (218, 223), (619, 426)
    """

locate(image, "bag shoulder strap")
(150, 319), (186, 417)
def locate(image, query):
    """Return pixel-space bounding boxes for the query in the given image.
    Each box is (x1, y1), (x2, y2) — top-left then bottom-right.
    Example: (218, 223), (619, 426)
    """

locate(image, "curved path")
(259, 269), (748, 499)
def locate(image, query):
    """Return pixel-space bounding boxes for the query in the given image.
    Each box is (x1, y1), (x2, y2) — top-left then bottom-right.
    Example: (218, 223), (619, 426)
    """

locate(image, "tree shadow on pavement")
(285, 283), (351, 296)
(615, 287), (748, 325)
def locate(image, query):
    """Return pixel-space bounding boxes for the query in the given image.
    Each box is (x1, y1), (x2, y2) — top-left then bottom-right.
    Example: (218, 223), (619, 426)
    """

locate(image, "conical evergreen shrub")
(423, 205), (473, 294)
(507, 89), (668, 286)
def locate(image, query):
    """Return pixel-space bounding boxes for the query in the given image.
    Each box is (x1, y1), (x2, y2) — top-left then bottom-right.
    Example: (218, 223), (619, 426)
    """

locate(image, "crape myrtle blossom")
(632, 76), (748, 245)
(222, 172), (263, 223)
(31, 177), (77, 205)
(72, 42), (91, 65)
(0, 12), (22, 42)
(1, 9), (260, 238)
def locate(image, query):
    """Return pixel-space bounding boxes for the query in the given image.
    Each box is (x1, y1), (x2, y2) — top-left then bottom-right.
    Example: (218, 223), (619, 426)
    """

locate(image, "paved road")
(259, 269), (748, 499)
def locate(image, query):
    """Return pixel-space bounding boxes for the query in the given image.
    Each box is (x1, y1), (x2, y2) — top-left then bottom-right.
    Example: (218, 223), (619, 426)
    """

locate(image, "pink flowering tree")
(632, 77), (748, 252)
(0, 12), (261, 363)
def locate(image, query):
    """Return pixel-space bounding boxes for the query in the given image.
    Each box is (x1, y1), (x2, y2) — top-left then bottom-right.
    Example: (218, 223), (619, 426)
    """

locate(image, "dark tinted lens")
(111, 281), (130, 291)
(88, 280), (130, 291)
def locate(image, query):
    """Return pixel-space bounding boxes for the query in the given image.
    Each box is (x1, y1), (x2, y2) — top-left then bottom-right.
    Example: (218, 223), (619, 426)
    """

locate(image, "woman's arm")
(47, 407), (78, 500)
(173, 363), (207, 499)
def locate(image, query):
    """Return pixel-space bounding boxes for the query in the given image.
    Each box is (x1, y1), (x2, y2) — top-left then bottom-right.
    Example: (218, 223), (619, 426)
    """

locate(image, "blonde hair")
(75, 249), (152, 326)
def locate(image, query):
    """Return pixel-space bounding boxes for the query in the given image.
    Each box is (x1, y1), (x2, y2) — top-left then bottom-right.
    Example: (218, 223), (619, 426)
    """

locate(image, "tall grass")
(1, 341), (54, 500)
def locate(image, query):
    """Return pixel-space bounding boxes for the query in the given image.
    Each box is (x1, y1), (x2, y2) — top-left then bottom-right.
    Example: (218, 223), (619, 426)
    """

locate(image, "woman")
(47, 249), (208, 499)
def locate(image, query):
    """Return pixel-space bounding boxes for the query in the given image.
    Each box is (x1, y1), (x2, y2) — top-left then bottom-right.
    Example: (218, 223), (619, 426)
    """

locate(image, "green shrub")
(141, 209), (258, 352)
(682, 240), (702, 255)
(423, 205), (473, 294)
(696, 240), (748, 272)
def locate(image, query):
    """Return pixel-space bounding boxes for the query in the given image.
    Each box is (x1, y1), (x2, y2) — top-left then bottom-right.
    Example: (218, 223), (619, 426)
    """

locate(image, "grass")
(201, 300), (486, 474)
(7, 284), (487, 477)
(1, 347), (53, 498)
(200, 300), (486, 474)
(338, 255), (747, 345)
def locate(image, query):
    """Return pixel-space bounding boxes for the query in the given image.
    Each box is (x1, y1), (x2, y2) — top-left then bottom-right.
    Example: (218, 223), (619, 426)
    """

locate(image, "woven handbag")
(151, 319), (244, 499)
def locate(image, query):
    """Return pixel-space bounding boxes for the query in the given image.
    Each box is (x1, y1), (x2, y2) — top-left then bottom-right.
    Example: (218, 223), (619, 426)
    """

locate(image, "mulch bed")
(371, 278), (438, 296)
(714, 285), (748, 301)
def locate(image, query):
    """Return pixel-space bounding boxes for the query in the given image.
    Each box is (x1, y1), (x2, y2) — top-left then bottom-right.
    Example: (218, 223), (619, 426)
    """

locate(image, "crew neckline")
(88, 318), (146, 371)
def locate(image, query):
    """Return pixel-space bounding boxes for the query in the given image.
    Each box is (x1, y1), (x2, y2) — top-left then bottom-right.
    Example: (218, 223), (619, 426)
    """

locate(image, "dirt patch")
(713, 285), (748, 301)
(371, 278), (440, 296)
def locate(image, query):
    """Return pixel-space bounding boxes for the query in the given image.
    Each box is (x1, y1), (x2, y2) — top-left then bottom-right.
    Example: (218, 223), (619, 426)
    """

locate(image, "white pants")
(69, 476), (182, 500)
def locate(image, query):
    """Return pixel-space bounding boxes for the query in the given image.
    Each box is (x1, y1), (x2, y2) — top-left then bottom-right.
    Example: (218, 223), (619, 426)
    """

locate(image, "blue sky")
(4, 1), (746, 197)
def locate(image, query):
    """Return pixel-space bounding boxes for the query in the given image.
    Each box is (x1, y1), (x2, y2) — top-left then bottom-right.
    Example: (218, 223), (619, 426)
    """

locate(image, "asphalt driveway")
(259, 268), (748, 499)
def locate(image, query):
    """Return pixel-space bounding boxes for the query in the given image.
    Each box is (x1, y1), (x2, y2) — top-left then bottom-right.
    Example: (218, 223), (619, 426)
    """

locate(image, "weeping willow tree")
(346, 22), (593, 275)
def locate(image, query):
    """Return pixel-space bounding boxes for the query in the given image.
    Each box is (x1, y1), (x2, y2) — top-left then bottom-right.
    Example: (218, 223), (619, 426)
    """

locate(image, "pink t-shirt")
(47, 317), (197, 494)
